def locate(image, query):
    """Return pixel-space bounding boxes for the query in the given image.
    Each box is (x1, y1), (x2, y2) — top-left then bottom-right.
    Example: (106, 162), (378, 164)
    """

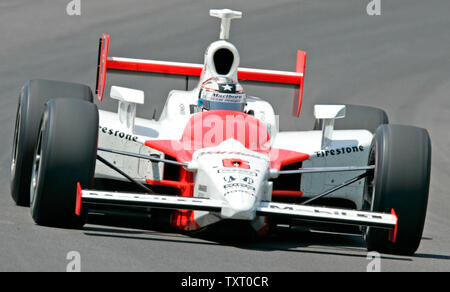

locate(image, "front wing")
(76, 185), (398, 241)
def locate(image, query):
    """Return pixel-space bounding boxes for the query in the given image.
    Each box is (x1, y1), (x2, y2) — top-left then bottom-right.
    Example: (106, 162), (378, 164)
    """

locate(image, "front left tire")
(363, 124), (431, 255)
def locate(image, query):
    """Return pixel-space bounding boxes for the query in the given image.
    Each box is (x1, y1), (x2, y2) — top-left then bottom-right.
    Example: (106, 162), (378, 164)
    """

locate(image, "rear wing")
(96, 34), (306, 117)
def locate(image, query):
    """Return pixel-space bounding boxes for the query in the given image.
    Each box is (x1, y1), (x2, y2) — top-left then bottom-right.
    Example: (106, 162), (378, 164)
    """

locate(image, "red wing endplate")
(96, 33), (110, 102)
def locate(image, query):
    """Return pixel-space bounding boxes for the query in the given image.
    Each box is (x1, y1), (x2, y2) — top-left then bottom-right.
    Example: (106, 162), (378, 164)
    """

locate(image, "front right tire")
(30, 98), (98, 228)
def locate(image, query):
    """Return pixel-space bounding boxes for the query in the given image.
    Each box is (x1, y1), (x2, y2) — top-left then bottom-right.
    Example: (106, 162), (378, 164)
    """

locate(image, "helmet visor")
(202, 99), (245, 112)
(199, 90), (246, 112)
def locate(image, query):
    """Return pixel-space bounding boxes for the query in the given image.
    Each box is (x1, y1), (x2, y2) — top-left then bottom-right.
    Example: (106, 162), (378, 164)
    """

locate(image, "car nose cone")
(221, 191), (257, 220)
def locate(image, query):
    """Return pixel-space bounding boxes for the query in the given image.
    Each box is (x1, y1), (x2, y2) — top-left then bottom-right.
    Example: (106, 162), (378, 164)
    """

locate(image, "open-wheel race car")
(10, 9), (431, 255)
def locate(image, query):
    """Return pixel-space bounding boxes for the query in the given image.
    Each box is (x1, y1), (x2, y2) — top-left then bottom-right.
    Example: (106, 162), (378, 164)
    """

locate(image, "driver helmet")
(198, 77), (246, 112)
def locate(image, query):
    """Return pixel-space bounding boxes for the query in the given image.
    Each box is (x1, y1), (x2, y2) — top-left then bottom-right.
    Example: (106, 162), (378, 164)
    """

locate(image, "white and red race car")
(10, 9), (431, 255)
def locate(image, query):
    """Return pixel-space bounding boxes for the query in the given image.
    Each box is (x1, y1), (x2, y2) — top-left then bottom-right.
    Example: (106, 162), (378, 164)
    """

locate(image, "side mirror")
(110, 86), (145, 132)
(314, 105), (346, 149)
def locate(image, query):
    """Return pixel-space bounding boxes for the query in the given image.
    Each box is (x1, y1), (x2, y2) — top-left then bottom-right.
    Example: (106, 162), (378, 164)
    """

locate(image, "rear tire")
(364, 124), (431, 255)
(314, 104), (388, 133)
(30, 98), (98, 228)
(10, 79), (93, 206)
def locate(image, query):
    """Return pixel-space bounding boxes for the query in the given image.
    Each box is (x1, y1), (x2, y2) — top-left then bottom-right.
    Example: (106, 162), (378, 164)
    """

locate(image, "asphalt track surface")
(1, 0), (450, 272)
